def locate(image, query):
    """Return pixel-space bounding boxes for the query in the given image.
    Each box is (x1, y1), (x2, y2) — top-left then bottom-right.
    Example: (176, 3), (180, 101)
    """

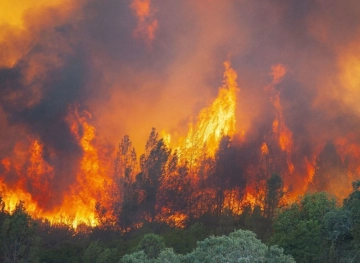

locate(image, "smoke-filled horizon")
(1, 0), (360, 225)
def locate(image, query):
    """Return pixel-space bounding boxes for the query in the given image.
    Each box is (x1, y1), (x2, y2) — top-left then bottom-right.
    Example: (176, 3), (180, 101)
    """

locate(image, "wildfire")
(265, 64), (294, 174)
(1, 0), (360, 234)
(304, 157), (316, 191)
(261, 142), (269, 155)
(0, 107), (113, 228)
(1, 59), (357, 229)
(27, 140), (54, 208)
(0, 139), (52, 214)
(58, 107), (114, 228)
(176, 61), (238, 167)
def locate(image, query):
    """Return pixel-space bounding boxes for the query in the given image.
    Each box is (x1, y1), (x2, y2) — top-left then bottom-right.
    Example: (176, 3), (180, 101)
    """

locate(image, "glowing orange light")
(261, 142), (269, 155)
(176, 61), (238, 167)
(130, 0), (158, 44)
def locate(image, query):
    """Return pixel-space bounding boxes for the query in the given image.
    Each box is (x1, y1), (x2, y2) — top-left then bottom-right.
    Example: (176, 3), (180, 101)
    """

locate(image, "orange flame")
(176, 61), (238, 167)
(1, 140), (51, 215)
(266, 64), (294, 174)
(59, 107), (113, 228)
(1, 1), (360, 231)
(0, 107), (113, 228)
(304, 157), (316, 191)
(27, 140), (54, 207)
(261, 142), (269, 155)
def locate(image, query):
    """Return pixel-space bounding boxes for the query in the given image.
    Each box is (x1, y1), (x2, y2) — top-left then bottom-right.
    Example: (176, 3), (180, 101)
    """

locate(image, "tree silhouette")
(310, 142), (347, 192)
(137, 129), (170, 223)
(264, 174), (284, 221)
(1, 202), (38, 263)
(114, 135), (138, 231)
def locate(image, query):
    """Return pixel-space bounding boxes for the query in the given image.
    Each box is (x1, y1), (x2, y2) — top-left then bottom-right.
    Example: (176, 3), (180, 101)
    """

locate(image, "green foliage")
(344, 180), (360, 245)
(121, 251), (147, 263)
(183, 230), (266, 263)
(83, 241), (119, 263)
(323, 208), (355, 262)
(136, 233), (165, 259)
(84, 241), (103, 263)
(332, 180), (360, 262)
(157, 248), (181, 263)
(97, 248), (119, 263)
(215, 209), (235, 236)
(1, 202), (39, 263)
(162, 228), (187, 254)
(39, 241), (83, 263)
(271, 192), (336, 263)
(241, 205), (270, 241)
(163, 222), (209, 254)
(121, 229), (294, 263)
(35, 221), (86, 263)
(0, 197), (7, 259)
(187, 222), (208, 241)
(264, 245), (295, 263)
(183, 229), (294, 263)
(323, 208), (352, 244)
(121, 248), (182, 263)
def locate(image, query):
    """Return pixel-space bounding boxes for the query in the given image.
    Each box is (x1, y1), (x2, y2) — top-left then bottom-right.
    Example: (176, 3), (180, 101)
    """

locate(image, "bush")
(121, 229), (294, 263)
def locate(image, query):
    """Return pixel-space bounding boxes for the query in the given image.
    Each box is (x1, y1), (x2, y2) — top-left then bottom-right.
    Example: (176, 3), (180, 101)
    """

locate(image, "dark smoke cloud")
(0, 6), (89, 201)
(1, 0), (360, 204)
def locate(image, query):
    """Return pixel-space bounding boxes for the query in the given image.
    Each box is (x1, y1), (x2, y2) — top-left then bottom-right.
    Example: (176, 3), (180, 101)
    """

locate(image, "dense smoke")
(0, 0), (360, 219)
